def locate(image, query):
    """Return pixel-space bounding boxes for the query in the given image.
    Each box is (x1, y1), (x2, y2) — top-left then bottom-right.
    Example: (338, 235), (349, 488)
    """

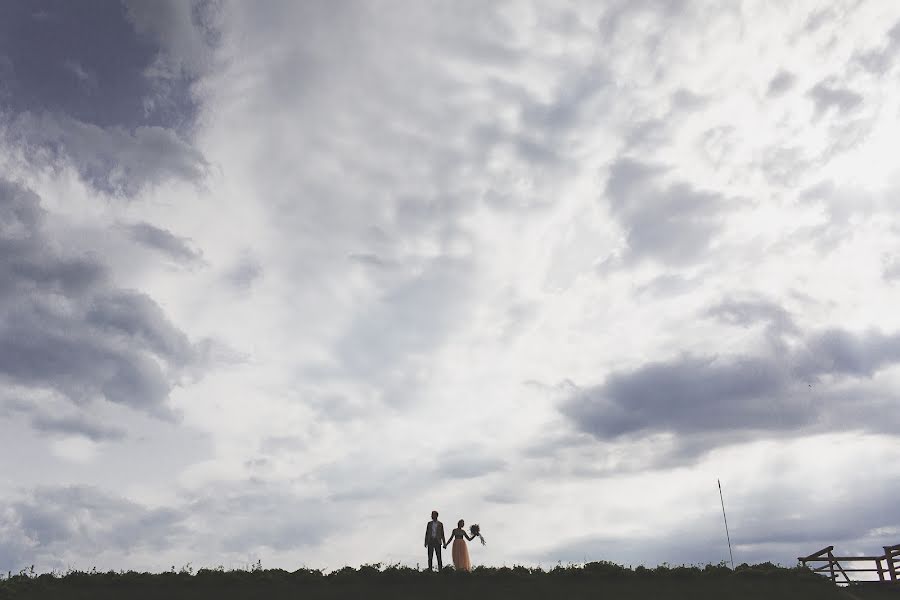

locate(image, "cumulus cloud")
(6, 112), (209, 195)
(0, 179), (203, 418)
(561, 305), (900, 458)
(563, 356), (798, 439)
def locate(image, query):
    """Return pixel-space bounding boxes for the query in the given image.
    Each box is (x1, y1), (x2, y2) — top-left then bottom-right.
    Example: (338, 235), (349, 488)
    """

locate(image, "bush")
(583, 561), (630, 579)
(0, 561), (849, 600)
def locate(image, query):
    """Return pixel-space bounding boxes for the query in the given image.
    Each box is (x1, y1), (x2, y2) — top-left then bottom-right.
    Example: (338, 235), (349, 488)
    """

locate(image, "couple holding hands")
(424, 510), (484, 572)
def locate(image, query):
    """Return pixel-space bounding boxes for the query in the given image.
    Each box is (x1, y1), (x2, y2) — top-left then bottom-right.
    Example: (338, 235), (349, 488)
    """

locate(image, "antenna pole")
(718, 479), (735, 569)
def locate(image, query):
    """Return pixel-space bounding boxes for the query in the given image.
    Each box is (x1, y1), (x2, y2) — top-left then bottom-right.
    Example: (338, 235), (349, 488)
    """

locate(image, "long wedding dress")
(450, 529), (471, 571)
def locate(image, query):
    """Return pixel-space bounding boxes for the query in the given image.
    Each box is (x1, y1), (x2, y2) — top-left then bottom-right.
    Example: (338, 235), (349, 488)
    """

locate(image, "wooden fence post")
(885, 546), (897, 582)
(827, 550), (836, 583)
(876, 557), (885, 582)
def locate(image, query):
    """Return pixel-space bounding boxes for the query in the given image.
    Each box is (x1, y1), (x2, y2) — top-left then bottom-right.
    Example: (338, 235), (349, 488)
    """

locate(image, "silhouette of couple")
(424, 510), (476, 571)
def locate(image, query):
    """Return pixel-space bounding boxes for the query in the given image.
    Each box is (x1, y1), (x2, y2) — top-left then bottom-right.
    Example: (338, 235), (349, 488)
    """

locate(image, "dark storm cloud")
(0, 0), (194, 129)
(0, 485), (187, 571)
(122, 0), (221, 74)
(604, 158), (726, 265)
(807, 80), (863, 117)
(0, 179), (202, 418)
(563, 356), (799, 440)
(799, 328), (900, 378)
(0, 1), (212, 195)
(767, 70), (796, 97)
(560, 301), (900, 445)
(125, 221), (202, 263)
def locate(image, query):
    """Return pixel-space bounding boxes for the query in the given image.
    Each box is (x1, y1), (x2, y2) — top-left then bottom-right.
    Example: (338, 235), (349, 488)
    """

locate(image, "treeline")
(0, 561), (850, 600)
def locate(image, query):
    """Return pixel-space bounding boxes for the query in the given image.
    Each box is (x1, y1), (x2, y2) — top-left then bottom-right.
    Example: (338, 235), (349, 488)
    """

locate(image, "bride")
(444, 519), (475, 571)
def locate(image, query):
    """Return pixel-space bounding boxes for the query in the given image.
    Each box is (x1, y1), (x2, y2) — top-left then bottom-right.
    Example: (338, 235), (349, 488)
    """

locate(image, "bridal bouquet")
(470, 524), (486, 545)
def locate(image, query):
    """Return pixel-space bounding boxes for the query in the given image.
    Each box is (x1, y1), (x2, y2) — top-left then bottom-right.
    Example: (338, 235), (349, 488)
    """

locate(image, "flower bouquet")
(470, 523), (486, 545)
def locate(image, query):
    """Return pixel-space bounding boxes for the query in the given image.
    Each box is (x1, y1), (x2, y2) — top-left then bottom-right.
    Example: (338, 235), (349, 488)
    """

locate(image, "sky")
(1, 0), (900, 575)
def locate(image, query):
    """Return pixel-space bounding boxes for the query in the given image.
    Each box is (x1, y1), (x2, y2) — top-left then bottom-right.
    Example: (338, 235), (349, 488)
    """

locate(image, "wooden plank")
(799, 546), (834, 561)
(826, 567), (884, 573)
(877, 558), (885, 582)
(834, 556), (884, 562)
(819, 556), (885, 562)
(829, 552), (852, 584)
(807, 564), (882, 572)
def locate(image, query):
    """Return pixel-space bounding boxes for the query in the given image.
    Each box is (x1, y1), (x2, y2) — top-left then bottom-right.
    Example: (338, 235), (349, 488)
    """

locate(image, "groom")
(424, 510), (446, 571)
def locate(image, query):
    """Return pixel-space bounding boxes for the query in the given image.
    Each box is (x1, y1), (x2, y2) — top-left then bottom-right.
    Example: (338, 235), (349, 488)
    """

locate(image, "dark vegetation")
(0, 561), (876, 599)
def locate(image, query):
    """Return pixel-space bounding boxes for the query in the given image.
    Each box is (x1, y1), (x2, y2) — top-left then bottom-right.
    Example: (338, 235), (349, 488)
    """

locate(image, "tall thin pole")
(718, 479), (735, 569)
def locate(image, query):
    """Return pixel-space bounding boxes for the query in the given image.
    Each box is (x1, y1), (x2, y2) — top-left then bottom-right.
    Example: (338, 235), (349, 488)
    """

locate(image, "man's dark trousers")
(427, 540), (442, 570)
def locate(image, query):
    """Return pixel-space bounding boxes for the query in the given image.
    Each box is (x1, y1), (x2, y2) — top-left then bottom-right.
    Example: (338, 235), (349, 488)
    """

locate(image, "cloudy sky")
(2, 0), (900, 574)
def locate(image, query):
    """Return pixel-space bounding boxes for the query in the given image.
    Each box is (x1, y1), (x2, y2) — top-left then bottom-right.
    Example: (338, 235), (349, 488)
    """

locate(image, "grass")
(0, 561), (877, 599)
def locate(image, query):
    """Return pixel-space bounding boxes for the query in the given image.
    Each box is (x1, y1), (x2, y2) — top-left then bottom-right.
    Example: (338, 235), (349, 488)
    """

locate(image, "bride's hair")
(458, 519), (464, 527)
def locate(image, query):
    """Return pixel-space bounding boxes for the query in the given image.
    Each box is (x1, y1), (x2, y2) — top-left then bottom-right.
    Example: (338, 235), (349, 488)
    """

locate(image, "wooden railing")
(798, 544), (900, 584)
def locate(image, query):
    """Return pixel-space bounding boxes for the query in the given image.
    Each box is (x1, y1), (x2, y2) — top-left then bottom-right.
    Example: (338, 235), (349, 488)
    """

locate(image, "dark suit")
(424, 520), (445, 570)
